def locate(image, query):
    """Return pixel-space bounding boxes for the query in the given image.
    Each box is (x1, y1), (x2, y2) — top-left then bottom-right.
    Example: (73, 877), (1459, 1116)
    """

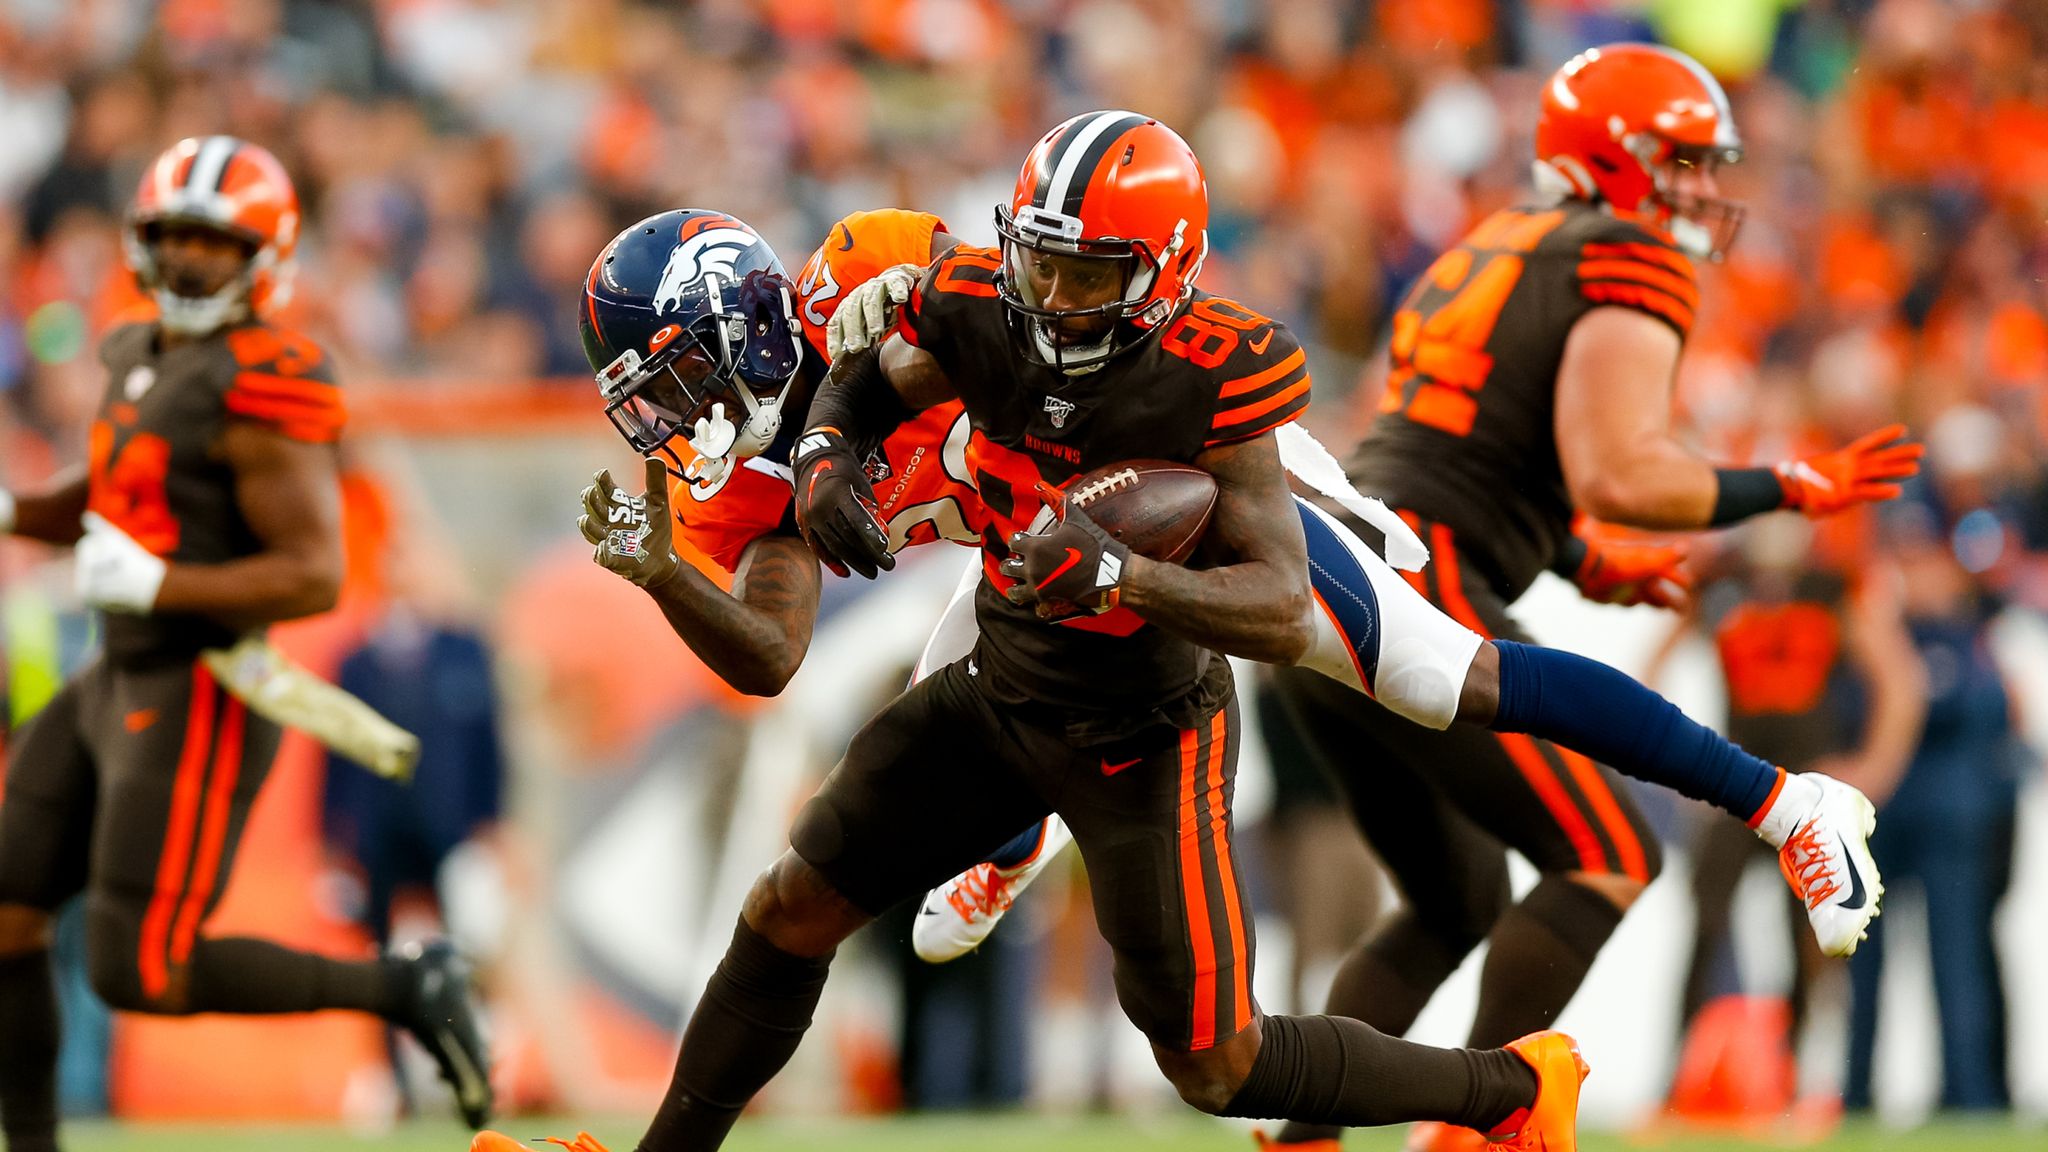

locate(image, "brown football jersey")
(1351, 200), (1697, 601)
(902, 245), (1309, 714)
(88, 321), (345, 664)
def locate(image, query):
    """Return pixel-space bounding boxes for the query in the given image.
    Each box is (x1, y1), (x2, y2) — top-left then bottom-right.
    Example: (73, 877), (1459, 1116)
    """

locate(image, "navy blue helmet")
(580, 209), (804, 481)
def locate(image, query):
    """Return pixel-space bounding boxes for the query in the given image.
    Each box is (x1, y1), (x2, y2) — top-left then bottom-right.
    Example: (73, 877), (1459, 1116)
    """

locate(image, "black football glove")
(791, 427), (894, 579)
(1000, 482), (1130, 615)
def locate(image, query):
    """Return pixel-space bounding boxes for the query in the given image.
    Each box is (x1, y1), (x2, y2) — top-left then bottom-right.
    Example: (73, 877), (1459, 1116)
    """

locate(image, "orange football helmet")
(126, 135), (301, 334)
(995, 110), (1209, 374)
(1535, 44), (1745, 261)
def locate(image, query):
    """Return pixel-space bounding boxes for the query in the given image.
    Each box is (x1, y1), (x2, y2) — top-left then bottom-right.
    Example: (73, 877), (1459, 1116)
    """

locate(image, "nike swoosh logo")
(1837, 835), (1869, 910)
(1248, 328), (1273, 355)
(836, 223), (854, 251)
(124, 708), (158, 733)
(1037, 547), (1084, 590)
(1101, 757), (1142, 776)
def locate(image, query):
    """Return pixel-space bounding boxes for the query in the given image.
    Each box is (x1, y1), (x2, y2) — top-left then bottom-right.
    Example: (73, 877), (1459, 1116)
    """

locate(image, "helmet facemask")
(126, 216), (270, 336)
(1637, 138), (1746, 262)
(597, 269), (804, 486)
(994, 204), (1186, 377)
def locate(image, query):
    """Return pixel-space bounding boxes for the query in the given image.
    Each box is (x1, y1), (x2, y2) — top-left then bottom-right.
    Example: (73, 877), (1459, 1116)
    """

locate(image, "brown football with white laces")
(1062, 459), (1218, 564)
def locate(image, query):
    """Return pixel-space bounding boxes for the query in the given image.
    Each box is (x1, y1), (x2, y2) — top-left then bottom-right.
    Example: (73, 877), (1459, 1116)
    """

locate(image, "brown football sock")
(1466, 876), (1623, 1049)
(1221, 1014), (1536, 1130)
(0, 950), (60, 1152)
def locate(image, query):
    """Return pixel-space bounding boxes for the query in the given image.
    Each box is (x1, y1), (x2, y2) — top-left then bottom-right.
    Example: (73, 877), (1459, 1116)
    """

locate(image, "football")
(1063, 459), (1219, 564)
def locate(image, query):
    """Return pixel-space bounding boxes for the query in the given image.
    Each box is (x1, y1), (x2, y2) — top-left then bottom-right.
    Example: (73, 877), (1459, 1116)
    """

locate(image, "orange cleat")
(1251, 1130), (1342, 1151)
(1486, 1031), (1589, 1150)
(470, 1133), (611, 1152)
(1404, 1120), (1491, 1151)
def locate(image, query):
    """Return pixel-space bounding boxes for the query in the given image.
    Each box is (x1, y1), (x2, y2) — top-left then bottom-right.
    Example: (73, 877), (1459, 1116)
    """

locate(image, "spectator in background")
(322, 524), (508, 954)
(1845, 406), (2036, 1114)
(1662, 511), (1924, 1122)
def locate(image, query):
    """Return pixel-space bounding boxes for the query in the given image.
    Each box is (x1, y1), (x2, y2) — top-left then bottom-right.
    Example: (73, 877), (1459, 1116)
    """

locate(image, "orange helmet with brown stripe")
(126, 135), (301, 334)
(995, 110), (1209, 375)
(1535, 44), (1745, 261)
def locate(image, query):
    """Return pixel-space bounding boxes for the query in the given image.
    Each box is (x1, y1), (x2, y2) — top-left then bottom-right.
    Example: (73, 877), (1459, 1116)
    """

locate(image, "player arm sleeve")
(1574, 235), (1698, 340)
(1206, 325), (1311, 447)
(224, 331), (348, 443)
(803, 346), (916, 453)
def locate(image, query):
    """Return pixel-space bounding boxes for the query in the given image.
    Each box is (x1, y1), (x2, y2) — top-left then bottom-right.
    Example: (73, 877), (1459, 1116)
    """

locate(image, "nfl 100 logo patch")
(1042, 395), (1076, 429)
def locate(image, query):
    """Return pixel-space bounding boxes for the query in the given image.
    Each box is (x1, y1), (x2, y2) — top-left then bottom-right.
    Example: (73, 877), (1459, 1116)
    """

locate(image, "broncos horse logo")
(653, 221), (758, 316)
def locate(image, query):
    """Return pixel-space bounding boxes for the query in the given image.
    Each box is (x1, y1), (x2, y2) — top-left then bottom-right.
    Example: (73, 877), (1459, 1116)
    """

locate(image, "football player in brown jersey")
(566, 112), (1588, 1152)
(0, 137), (491, 1147)
(1255, 45), (1918, 1152)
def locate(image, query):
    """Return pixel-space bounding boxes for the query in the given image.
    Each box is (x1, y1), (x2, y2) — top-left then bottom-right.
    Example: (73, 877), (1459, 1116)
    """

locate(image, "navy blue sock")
(986, 821), (1049, 869)
(1490, 640), (1782, 821)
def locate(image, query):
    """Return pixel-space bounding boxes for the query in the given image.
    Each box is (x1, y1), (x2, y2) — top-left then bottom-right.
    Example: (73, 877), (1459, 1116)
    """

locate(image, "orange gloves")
(1773, 424), (1925, 518)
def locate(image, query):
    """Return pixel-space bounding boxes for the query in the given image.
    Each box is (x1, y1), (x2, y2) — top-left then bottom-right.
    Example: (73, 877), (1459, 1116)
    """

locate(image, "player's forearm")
(644, 540), (819, 696)
(1570, 441), (1721, 529)
(1119, 555), (1313, 663)
(154, 549), (342, 624)
(3, 470), (90, 544)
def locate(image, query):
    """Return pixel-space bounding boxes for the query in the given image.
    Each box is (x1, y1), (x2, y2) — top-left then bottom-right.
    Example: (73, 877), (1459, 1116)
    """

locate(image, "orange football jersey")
(666, 208), (989, 572)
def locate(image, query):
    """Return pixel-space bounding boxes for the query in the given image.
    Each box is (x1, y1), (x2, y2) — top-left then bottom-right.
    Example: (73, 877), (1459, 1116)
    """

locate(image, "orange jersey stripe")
(1553, 745), (1649, 882)
(1212, 374), (1310, 429)
(1577, 259), (1699, 308)
(1218, 347), (1307, 399)
(231, 372), (344, 404)
(139, 666), (218, 1000)
(1178, 724), (1219, 1050)
(1580, 282), (1694, 333)
(169, 696), (247, 966)
(1203, 708), (1253, 1033)
(1581, 241), (1694, 279)
(1427, 524), (1488, 636)
(1498, 732), (1609, 873)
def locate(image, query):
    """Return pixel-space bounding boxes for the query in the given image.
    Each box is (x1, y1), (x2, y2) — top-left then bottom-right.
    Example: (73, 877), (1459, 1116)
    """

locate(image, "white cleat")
(1777, 773), (1883, 957)
(913, 816), (1074, 963)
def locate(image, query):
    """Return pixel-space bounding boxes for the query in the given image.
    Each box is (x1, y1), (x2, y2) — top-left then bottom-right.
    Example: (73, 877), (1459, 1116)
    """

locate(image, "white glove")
(0, 489), (15, 535)
(826, 263), (922, 362)
(75, 512), (168, 613)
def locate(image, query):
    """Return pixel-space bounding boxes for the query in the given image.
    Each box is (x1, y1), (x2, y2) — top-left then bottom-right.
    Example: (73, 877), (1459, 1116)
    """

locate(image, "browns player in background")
(1263, 45), (1921, 1152)
(0, 137), (491, 1151)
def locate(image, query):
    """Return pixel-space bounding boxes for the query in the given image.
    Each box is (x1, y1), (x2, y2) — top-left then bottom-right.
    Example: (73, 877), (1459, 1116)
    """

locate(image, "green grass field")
(59, 1116), (2048, 1152)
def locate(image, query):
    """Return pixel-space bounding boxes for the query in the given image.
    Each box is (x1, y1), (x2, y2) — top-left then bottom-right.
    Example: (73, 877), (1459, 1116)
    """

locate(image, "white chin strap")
(155, 281), (250, 336)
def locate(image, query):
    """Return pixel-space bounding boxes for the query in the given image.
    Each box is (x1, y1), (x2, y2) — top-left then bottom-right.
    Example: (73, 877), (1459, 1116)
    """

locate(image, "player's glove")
(1563, 531), (1692, 610)
(791, 427), (893, 579)
(826, 263), (922, 362)
(578, 456), (682, 589)
(1000, 482), (1130, 616)
(75, 512), (167, 613)
(1773, 423), (1925, 518)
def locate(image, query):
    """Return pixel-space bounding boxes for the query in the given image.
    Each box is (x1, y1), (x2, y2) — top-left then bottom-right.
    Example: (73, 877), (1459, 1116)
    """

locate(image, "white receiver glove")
(0, 489), (15, 535)
(75, 512), (168, 613)
(825, 262), (922, 362)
